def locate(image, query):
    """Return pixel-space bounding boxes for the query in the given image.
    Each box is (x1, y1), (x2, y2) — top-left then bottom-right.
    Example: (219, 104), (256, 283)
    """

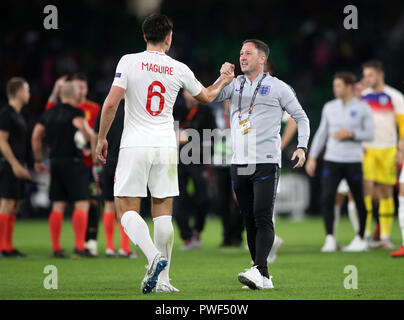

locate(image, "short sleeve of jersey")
(39, 110), (51, 128)
(391, 88), (404, 115)
(74, 108), (85, 118)
(0, 110), (11, 132)
(214, 78), (235, 102)
(112, 55), (128, 90)
(180, 64), (202, 97)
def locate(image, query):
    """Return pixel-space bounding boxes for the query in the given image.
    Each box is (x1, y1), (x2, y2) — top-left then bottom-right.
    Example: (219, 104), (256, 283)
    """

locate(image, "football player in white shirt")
(96, 13), (234, 294)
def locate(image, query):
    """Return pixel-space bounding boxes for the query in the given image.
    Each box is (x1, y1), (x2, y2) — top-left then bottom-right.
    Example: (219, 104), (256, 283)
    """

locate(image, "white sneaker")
(380, 238), (395, 250)
(267, 235), (284, 264)
(141, 253), (168, 294)
(105, 248), (116, 257)
(262, 276), (274, 289)
(156, 282), (180, 293)
(321, 235), (337, 252)
(118, 248), (139, 259)
(342, 235), (369, 252)
(85, 240), (98, 256)
(238, 266), (263, 290)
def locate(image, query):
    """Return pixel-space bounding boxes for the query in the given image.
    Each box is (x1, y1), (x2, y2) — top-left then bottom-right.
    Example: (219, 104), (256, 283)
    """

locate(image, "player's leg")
(321, 162), (343, 252)
(250, 164), (279, 282)
(102, 200), (116, 256)
(378, 184), (395, 248)
(375, 147), (396, 249)
(150, 196), (178, 292)
(391, 175), (404, 257)
(174, 163), (194, 249)
(147, 146), (179, 292)
(231, 164), (264, 289)
(0, 199), (16, 255)
(362, 147), (376, 239)
(347, 192), (359, 233)
(189, 164), (210, 248)
(100, 162), (118, 256)
(343, 163), (368, 251)
(62, 158), (91, 256)
(85, 167), (101, 256)
(0, 164), (26, 257)
(49, 201), (67, 256)
(48, 160), (69, 257)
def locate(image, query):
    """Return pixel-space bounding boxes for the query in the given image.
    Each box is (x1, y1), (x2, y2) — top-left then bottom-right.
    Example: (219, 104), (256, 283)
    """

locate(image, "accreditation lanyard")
(237, 73), (267, 134)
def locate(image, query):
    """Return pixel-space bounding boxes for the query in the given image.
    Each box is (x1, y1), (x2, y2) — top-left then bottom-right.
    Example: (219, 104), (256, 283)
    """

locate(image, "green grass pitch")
(0, 216), (403, 300)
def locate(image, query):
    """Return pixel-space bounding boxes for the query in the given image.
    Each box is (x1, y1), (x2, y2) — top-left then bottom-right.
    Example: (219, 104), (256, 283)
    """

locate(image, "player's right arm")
(305, 104), (329, 177)
(31, 123), (47, 174)
(0, 130), (31, 179)
(183, 62), (235, 105)
(46, 75), (68, 109)
(96, 85), (125, 164)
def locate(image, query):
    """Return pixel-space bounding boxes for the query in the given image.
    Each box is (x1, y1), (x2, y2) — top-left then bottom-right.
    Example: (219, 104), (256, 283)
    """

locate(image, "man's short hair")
(362, 60), (384, 73)
(242, 39), (270, 61)
(69, 73), (87, 82)
(334, 72), (357, 86)
(142, 13), (173, 44)
(6, 77), (27, 99)
(60, 82), (77, 99)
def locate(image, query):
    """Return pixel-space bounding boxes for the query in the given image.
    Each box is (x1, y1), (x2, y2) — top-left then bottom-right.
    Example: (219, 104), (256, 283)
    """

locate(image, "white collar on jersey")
(145, 50), (166, 55)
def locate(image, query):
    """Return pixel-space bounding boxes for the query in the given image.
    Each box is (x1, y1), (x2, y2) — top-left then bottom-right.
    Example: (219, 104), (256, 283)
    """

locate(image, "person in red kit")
(45, 73), (101, 256)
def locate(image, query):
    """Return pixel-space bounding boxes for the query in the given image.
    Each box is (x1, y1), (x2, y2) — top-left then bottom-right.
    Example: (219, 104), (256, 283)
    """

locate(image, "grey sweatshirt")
(215, 73), (310, 166)
(309, 97), (374, 163)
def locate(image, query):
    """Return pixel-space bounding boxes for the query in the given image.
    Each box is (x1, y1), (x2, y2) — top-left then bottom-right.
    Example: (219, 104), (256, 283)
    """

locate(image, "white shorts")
(114, 147), (179, 198)
(337, 178), (350, 194)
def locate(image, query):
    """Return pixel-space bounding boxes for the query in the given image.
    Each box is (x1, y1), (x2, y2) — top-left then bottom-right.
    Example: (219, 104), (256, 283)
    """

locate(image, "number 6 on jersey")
(146, 81), (166, 116)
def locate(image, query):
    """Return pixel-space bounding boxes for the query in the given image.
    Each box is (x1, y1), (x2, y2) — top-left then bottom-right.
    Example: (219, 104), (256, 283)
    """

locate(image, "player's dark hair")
(334, 72), (357, 86)
(142, 13), (173, 44)
(265, 58), (276, 76)
(6, 77), (27, 99)
(362, 60), (384, 73)
(242, 39), (270, 61)
(69, 73), (88, 82)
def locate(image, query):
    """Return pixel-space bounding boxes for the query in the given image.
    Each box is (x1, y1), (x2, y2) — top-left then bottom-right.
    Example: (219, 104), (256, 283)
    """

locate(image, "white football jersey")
(361, 85), (404, 149)
(112, 50), (202, 147)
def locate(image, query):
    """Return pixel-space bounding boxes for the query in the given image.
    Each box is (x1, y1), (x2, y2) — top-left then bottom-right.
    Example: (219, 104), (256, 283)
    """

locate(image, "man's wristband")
(297, 147), (307, 153)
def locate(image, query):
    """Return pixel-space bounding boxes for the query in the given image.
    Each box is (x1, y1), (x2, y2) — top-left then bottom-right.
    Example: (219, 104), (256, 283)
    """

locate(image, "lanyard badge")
(237, 73), (267, 135)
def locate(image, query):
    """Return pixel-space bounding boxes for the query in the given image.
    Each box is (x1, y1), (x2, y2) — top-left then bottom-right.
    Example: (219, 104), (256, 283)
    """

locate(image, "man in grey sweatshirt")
(306, 72), (374, 252)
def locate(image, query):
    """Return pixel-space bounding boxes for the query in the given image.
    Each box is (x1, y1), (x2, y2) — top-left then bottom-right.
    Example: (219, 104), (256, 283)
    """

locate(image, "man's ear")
(164, 32), (172, 46)
(143, 34), (147, 43)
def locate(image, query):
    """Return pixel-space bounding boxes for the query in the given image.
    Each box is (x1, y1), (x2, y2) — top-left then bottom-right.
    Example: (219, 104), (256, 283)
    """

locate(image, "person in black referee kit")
(32, 82), (94, 258)
(0, 77), (31, 258)
(217, 40), (310, 290)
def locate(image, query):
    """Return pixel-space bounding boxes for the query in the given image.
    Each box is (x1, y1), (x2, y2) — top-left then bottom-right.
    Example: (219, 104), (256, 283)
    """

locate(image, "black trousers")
(174, 164), (210, 240)
(321, 161), (367, 238)
(215, 166), (244, 245)
(231, 163), (279, 277)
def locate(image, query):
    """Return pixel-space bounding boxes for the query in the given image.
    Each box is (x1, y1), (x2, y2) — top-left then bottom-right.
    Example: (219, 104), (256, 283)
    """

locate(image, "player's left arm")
(281, 117), (297, 151)
(392, 90), (404, 151)
(31, 123), (47, 174)
(279, 81), (310, 168)
(96, 85), (125, 164)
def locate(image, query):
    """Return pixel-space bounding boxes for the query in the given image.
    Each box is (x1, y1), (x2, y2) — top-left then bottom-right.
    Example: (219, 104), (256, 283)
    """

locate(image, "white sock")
(153, 215), (174, 283)
(120, 210), (159, 265)
(333, 205), (341, 238)
(347, 201), (359, 233)
(399, 197), (404, 245)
